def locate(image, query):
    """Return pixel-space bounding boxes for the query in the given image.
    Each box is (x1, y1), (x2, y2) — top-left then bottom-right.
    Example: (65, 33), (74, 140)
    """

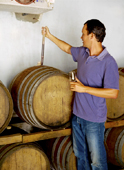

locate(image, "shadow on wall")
(15, 13), (42, 23)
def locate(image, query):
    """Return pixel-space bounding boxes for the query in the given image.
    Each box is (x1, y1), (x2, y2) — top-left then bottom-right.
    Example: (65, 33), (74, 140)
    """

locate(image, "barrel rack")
(0, 119), (124, 145)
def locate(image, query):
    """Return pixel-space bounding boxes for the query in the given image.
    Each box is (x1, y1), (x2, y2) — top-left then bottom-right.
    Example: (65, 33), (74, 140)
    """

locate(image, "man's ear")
(91, 33), (97, 41)
(89, 33), (94, 40)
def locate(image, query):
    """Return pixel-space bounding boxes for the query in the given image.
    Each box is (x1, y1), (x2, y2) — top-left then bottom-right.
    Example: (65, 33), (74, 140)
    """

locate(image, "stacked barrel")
(0, 142), (50, 170)
(0, 81), (13, 133)
(105, 68), (124, 169)
(2, 65), (124, 169)
(9, 65), (73, 130)
(41, 136), (77, 170)
(106, 68), (124, 121)
(0, 65), (73, 133)
(105, 126), (124, 168)
(0, 65), (74, 170)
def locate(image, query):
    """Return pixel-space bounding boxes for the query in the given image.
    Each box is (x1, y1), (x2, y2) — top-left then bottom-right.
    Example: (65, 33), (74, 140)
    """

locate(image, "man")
(42, 19), (119, 170)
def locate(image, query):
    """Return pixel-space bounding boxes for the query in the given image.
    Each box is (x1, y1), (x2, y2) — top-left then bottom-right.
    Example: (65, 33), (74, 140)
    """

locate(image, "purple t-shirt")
(71, 46), (119, 123)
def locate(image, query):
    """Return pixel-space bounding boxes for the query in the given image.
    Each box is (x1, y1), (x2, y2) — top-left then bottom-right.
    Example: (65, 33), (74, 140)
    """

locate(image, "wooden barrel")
(44, 136), (77, 170)
(106, 68), (124, 121)
(0, 81), (13, 133)
(10, 65), (73, 130)
(104, 126), (124, 167)
(0, 142), (50, 170)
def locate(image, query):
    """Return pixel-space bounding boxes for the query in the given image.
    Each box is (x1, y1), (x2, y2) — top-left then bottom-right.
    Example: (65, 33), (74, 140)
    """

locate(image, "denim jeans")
(72, 114), (108, 170)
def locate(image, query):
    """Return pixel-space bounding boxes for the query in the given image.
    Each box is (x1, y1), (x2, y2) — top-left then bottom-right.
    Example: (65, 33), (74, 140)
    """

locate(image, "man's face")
(81, 24), (91, 48)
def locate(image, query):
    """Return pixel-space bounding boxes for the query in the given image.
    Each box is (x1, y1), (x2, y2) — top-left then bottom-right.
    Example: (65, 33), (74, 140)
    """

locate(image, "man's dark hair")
(84, 19), (106, 42)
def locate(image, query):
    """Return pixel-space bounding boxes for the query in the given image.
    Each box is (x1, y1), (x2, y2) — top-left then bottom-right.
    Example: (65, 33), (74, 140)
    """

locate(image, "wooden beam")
(1, 120), (124, 145)
(105, 120), (124, 129)
(0, 133), (22, 145)
(22, 128), (72, 143)
(22, 120), (124, 144)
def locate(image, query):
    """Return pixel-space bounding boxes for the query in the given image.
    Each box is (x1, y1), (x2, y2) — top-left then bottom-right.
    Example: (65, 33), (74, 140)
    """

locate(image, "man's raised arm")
(42, 26), (72, 54)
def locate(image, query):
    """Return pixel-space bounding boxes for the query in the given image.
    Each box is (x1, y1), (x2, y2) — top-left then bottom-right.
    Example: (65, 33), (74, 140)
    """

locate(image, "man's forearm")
(70, 78), (119, 99)
(48, 34), (72, 54)
(84, 86), (119, 99)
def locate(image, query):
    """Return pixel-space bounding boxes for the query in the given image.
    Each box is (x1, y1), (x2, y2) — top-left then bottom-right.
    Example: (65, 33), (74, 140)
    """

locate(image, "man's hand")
(42, 26), (51, 38)
(70, 77), (86, 93)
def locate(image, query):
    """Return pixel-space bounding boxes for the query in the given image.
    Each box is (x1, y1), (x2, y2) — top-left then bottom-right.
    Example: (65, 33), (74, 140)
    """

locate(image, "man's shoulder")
(103, 52), (117, 64)
(72, 46), (87, 54)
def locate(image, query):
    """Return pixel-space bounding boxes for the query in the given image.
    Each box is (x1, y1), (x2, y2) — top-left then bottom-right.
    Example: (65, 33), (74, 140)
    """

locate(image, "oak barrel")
(0, 142), (50, 170)
(0, 81), (13, 133)
(105, 126), (124, 167)
(106, 68), (124, 121)
(10, 65), (73, 130)
(43, 136), (77, 170)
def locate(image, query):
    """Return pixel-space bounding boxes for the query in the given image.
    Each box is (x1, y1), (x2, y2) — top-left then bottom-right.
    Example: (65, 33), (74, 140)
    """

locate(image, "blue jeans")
(72, 114), (108, 170)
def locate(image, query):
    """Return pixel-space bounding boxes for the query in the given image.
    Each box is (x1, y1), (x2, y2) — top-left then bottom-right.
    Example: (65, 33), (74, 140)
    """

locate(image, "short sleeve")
(71, 46), (85, 62)
(104, 60), (119, 89)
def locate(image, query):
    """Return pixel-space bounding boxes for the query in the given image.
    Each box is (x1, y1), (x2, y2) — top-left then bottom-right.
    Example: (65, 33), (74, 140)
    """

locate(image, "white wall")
(0, 0), (124, 87)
